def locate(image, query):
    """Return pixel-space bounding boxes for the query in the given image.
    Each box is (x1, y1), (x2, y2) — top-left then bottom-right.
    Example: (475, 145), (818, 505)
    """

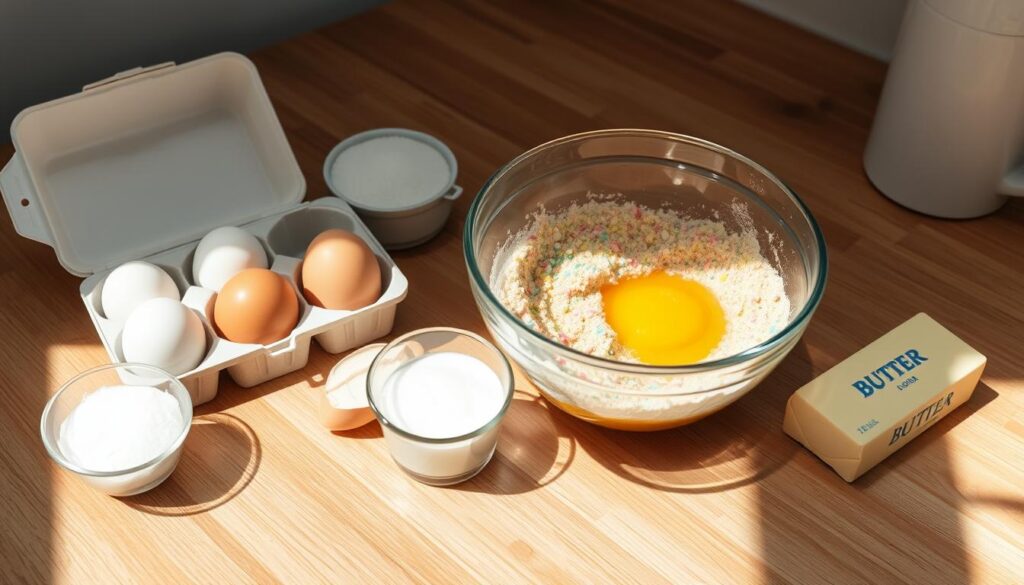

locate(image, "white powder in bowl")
(58, 385), (184, 472)
(492, 199), (790, 362)
(488, 196), (794, 426)
(330, 135), (452, 210)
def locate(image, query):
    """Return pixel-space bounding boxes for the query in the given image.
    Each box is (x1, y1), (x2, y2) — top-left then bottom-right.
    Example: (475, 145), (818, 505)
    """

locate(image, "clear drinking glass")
(40, 363), (193, 496)
(463, 129), (828, 431)
(366, 327), (515, 486)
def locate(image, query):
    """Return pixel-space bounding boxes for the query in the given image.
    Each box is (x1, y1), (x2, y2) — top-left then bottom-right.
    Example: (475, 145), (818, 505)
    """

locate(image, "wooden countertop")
(2, 1), (1022, 583)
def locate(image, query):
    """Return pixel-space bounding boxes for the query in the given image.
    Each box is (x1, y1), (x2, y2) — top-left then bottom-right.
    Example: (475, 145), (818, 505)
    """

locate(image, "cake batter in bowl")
(464, 129), (827, 431)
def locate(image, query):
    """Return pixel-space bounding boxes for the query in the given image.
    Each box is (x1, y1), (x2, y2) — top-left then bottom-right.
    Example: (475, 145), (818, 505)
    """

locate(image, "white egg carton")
(0, 53), (408, 406)
(82, 198), (407, 404)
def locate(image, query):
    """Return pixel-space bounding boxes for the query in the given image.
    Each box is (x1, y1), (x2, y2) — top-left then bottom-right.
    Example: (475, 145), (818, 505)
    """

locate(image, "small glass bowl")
(366, 327), (514, 486)
(40, 363), (193, 496)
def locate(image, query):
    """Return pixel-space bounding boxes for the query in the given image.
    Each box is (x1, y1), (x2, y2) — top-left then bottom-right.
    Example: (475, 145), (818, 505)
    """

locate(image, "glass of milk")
(367, 327), (514, 485)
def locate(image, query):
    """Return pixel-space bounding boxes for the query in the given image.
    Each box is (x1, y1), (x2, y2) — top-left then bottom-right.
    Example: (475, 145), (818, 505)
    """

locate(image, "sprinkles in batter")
(492, 197), (790, 365)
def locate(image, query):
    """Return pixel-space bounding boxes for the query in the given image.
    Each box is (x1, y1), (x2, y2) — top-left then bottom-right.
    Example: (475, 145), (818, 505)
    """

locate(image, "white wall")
(0, 0), (386, 129)
(738, 0), (908, 61)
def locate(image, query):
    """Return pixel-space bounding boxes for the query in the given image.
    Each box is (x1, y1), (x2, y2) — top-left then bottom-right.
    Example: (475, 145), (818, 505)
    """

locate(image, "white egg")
(122, 298), (207, 375)
(101, 261), (180, 322)
(192, 226), (268, 291)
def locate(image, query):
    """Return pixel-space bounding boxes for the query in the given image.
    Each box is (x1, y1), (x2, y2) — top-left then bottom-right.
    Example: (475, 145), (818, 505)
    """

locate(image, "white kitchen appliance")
(865, 0), (1024, 218)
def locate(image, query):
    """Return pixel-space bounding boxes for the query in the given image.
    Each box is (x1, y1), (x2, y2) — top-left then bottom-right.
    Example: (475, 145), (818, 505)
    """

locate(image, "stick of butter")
(783, 313), (986, 482)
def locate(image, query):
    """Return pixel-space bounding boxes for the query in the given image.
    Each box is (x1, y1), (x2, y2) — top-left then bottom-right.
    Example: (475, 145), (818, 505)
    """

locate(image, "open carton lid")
(0, 53), (305, 276)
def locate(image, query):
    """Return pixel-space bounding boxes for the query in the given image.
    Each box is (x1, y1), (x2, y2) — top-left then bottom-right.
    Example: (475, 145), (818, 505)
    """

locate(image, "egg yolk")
(601, 271), (725, 365)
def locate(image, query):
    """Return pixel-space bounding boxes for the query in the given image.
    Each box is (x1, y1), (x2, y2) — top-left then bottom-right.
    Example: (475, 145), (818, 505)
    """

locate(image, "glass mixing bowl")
(464, 129), (827, 431)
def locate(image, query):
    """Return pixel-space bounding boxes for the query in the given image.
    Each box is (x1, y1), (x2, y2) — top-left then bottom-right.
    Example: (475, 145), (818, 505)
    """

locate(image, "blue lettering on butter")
(866, 372), (885, 390)
(851, 348), (927, 398)
(853, 380), (874, 397)
(906, 349), (927, 365)
(877, 364), (895, 382)
(887, 359), (905, 376)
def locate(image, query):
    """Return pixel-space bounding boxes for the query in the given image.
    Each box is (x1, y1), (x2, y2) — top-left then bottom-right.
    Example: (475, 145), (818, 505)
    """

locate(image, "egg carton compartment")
(80, 240), (261, 404)
(80, 250), (219, 405)
(79, 196), (408, 406)
(244, 197), (406, 354)
(220, 255), (315, 388)
(177, 231), (277, 289)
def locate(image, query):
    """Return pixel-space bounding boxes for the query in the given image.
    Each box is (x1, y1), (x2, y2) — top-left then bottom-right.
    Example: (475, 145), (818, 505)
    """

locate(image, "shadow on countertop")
(555, 341), (811, 495)
(449, 390), (577, 496)
(123, 413), (261, 516)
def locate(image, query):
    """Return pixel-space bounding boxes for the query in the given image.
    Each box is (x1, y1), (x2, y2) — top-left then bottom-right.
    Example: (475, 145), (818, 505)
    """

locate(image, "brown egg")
(301, 229), (382, 310)
(214, 268), (299, 344)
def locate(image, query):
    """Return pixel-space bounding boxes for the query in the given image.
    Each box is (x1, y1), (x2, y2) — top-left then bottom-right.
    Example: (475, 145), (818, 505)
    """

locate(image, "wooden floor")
(2, 1), (1022, 583)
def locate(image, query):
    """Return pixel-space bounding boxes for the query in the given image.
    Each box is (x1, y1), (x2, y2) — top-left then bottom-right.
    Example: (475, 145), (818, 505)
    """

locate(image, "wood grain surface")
(2, 1), (1022, 583)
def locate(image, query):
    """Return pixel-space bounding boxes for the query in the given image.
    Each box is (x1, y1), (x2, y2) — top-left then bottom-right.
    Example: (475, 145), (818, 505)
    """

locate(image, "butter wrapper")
(783, 313), (986, 482)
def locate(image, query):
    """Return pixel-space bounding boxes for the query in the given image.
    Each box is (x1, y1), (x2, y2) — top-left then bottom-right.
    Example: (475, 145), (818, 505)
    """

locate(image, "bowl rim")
(463, 128), (828, 375)
(40, 363), (193, 477)
(322, 127), (458, 214)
